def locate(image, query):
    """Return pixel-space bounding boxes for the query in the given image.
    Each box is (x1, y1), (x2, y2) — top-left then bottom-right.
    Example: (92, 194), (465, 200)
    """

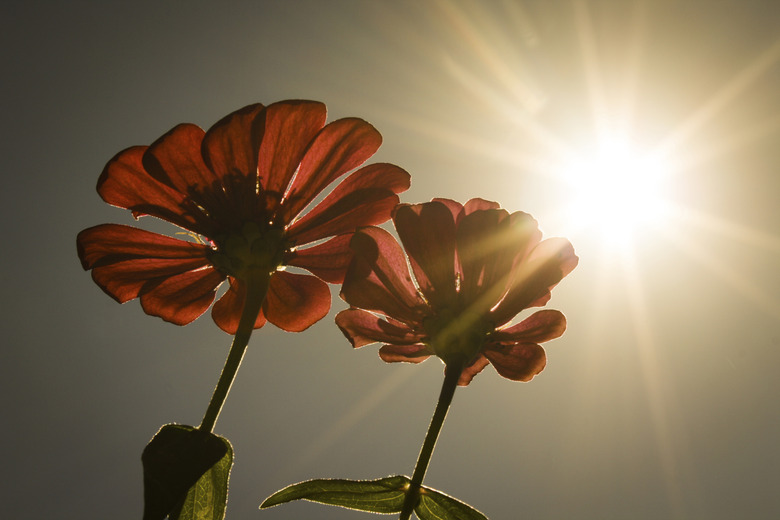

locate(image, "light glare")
(561, 135), (671, 246)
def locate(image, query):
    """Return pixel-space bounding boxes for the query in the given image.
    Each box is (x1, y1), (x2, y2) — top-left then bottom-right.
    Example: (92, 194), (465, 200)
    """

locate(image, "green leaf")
(169, 437), (233, 520)
(260, 475), (411, 514)
(415, 486), (488, 520)
(141, 424), (231, 520)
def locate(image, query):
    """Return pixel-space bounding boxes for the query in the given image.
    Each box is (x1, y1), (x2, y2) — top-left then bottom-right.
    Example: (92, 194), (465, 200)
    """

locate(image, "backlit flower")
(336, 198), (578, 385)
(77, 100), (410, 333)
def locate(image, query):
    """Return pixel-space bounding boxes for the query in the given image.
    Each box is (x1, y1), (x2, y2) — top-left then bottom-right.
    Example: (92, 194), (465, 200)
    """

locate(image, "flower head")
(336, 198), (578, 385)
(77, 100), (410, 333)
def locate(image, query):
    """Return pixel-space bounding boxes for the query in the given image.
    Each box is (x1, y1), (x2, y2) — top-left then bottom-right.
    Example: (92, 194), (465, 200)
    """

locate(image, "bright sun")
(558, 134), (673, 248)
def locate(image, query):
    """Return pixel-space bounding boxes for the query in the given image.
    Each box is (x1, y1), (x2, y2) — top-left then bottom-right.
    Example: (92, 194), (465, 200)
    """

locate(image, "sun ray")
(270, 367), (417, 482)
(434, 0), (570, 159)
(574, 0), (609, 135)
(669, 204), (780, 255)
(614, 0), (648, 134)
(656, 223), (780, 320)
(655, 36), (780, 159)
(668, 112), (780, 176)
(436, 0), (546, 113)
(620, 246), (691, 519)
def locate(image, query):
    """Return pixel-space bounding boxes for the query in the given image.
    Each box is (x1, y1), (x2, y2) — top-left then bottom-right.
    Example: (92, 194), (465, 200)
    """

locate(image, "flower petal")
(483, 343), (547, 382)
(90, 257), (212, 304)
(285, 234), (353, 284)
(77, 224), (211, 269)
(142, 123), (227, 226)
(455, 207), (510, 309)
(282, 117), (382, 220)
(77, 224), (214, 303)
(211, 277), (268, 334)
(340, 227), (427, 325)
(139, 267), (225, 326)
(97, 146), (204, 232)
(457, 209), (543, 313)
(257, 100), (327, 200)
(460, 198), (501, 218)
(200, 104), (265, 225)
(491, 237), (578, 324)
(335, 308), (425, 348)
(430, 197), (464, 220)
(393, 201), (458, 307)
(263, 271), (331, 332)
(378, 344), (432, 364)
(286, 162), (410, 246)
(458, 355), (490, 386)
(492, 309), (567, 343)
(201, 103), (264, 181)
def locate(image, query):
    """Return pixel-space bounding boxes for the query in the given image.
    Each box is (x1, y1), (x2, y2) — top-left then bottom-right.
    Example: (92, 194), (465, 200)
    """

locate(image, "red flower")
(77, 100), (410, 333)
(336, 198), (578, 385)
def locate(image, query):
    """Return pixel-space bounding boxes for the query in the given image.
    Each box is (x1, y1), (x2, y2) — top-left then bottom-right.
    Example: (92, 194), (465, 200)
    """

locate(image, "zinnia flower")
(77, 100), (410, 333)
(336, 198), (578, 385)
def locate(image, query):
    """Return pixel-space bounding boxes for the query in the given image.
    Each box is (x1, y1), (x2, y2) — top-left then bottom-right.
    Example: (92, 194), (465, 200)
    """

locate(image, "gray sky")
(2, 1), (779, 518)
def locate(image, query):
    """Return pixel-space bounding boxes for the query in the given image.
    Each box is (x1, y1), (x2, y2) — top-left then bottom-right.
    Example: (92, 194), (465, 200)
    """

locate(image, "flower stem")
(199, 272), (270, 433)
(398, 362), (463, 520)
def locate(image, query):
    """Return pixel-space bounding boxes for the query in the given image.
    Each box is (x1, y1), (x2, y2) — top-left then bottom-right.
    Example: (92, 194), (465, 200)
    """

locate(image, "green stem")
(398, 362), (463, 520)
(199, 272), (270, 433)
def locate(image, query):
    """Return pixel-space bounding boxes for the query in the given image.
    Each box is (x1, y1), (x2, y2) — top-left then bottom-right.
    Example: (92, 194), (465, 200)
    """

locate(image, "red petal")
(393, 201), (458, 307)
(200, 104), (265, 225)
(455, 208), (510, 308)
(460, 198), (501, 219)
(90, 257), (213, 303)
(340, 227), (427, 325)
(139, 267), (225, 325)
(491, 237), (578, 324)
(378, 343), (432, 363)
(143, 124), (208, 190)
(211, 277), (268, 334)
(430, 198), (463, 220)
(492, 309), (567, 343)
(457, 209), (542, 312)
(484, 343), (547, 382)
(263, 271), (331, 332)
(285, 234), (353, 283)
(77, 224), (210, 269)
(97, 147), (204, 232)
(201, 103), (264, 181)
(458, 355), (490, 386)
(282, 118), (382, 220)
(335, 308), (424, 348)
(77, 224), (214, 303)
(142, 123), (227, 225)
(286, 162), (410, 245)
(257, 101), (327, 200)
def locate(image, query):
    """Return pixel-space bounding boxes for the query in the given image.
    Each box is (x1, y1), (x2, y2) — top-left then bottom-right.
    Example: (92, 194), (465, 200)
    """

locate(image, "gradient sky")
(3, 1), (779, 519)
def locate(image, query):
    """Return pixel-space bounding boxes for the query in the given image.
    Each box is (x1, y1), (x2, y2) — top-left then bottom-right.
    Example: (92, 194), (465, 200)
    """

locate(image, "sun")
(557, 133), (673, 248)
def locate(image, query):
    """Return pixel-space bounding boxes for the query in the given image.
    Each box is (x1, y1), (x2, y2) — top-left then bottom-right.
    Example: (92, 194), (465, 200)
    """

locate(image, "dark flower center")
(208, 221), (289, 281)
(422, 306), (493, 367)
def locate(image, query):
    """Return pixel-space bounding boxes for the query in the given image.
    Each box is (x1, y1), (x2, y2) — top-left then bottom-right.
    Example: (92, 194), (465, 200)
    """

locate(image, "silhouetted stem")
(398, 362), (462, 520)
(199, 272), (270, 433)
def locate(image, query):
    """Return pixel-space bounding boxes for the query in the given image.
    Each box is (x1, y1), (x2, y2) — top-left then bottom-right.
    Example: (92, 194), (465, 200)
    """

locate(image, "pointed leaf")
(141, 424), (229, 520)
(260, 475), (410, 514)
(415, 485), (488, 520)
(170, 436), (234, 520)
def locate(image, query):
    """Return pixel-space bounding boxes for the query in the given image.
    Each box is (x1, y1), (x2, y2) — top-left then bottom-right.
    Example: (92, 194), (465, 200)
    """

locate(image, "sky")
(2, 0), (779, 519)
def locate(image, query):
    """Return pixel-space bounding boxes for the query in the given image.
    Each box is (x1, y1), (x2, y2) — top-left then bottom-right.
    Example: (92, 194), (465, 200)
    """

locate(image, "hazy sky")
(3, 1), (779, 519)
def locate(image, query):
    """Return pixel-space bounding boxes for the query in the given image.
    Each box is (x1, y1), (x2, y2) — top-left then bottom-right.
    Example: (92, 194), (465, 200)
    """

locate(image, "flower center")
(209, 221), (289, 281)
(422, 306), (493, 367)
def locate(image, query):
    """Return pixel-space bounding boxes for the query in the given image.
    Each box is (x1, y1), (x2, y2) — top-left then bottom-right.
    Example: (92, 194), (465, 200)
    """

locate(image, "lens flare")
(559, 134), (672, 247)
